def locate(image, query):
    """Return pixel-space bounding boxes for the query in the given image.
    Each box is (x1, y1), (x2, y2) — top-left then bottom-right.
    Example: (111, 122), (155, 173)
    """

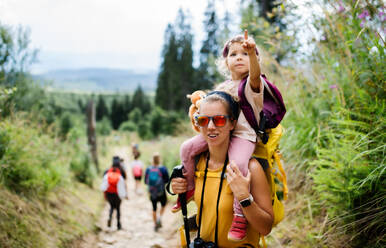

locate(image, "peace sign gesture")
(242, 29), (257, 55)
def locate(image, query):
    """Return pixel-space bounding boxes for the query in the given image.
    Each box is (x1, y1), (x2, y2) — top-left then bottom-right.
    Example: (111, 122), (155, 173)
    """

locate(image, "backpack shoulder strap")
(238, 76), (269, 144)
(238, 76), (259, 131)
(261, 74), (279, 104)
(108, 167), (119, 174)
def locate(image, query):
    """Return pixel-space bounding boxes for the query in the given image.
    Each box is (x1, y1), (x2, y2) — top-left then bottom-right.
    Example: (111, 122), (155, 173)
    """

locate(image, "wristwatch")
(239, 194), (254, 208)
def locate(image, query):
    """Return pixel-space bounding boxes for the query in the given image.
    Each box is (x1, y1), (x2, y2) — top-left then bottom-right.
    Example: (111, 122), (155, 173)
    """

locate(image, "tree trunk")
(258, 0), (274, 23)
(86, 100), (99, 172)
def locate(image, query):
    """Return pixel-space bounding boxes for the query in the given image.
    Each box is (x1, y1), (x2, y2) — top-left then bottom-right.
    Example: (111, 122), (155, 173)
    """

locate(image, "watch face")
(240, 198), (251, 207)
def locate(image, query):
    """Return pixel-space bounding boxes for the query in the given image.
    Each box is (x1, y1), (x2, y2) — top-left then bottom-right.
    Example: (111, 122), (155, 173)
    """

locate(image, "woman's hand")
(226, 161), (251, 201)
(242, 30), (257, 55)
(171, 177), (188, 194)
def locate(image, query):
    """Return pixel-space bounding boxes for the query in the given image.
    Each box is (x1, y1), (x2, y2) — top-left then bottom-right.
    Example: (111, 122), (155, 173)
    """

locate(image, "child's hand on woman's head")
(242, 29), (257, 55)
(226, 160), (251, 201)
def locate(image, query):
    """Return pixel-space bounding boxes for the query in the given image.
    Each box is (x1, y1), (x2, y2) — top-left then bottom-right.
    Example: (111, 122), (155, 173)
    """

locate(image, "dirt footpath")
(80, 147), (181, 248)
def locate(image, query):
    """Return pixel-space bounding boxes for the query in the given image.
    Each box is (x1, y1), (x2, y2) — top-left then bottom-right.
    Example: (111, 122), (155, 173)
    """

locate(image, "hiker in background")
(145, 152), (169, 232)
(171, 92), (273, 246)
(120, 157), (127, 172)
(100, 156), (127, 230)
(130, 149), (144, 194)
(132, 143), (139, 157)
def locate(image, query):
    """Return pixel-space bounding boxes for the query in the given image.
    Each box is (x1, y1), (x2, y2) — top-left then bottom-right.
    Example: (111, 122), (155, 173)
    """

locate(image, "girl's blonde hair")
(216, 34), (262, 78)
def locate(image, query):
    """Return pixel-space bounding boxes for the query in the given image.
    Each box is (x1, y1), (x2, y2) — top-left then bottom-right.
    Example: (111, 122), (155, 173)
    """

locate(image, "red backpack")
(106, 167), (121, 193)
(132, 162), (143, 177)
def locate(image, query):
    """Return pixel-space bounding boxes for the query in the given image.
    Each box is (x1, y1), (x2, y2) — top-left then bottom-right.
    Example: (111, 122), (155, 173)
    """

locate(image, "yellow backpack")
(253, 124), (288, 247)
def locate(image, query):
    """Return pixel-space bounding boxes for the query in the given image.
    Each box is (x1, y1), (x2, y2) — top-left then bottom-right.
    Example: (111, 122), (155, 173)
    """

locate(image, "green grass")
(0, 184), (102, 248)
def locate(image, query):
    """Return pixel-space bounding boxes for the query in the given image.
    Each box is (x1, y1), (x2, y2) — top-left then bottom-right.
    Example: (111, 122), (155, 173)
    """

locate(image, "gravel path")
(81, 147), (181, 248)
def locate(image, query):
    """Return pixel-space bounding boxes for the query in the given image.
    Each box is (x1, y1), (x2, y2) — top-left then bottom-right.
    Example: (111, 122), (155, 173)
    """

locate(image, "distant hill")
(34, 68), (158, 93)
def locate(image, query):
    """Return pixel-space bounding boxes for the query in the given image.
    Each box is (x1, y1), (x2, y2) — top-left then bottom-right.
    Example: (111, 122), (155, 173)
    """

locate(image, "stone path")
(81, 147), (181, 248)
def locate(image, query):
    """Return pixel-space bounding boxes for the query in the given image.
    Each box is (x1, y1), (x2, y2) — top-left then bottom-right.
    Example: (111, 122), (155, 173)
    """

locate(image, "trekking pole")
(168, 165), (190, 246)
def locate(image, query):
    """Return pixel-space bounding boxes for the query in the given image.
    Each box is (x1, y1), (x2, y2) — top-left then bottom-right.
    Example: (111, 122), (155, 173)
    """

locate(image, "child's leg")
(228, 136), (255, 216)
(228, 136), (255, 241)
(180, 134), (208, 191)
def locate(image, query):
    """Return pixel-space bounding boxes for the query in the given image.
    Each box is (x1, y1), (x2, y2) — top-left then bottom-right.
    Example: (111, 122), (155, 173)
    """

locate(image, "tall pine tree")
(96, 95), (109, 121)
(155, 24), (177, 110)
(197, 0), (221, 89)
(131, 85), (151, 115)
(174, 9), (195, 110)
(110, 98), (125, 129)
(155, 9), (196, 111)
(122, 94), (131, 121)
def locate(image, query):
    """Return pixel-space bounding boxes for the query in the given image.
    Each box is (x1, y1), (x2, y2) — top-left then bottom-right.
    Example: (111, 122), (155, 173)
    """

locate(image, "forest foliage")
(238, 0), (385, 247)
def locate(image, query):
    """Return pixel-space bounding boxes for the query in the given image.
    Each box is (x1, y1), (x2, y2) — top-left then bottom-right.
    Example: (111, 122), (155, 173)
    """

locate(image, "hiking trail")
(80, 146), (180, 248)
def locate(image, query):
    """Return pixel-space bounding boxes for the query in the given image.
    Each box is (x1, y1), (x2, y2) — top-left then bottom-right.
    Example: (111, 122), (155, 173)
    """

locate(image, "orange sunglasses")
(194, 115), (231, 127)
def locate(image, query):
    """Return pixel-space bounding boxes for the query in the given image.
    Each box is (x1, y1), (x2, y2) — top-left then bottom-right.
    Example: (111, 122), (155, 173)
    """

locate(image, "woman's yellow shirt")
(194, 155), (261, 248)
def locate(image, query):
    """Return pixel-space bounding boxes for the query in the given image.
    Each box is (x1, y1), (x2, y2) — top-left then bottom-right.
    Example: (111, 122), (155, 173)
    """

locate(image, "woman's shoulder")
(248, 158), (266, 175)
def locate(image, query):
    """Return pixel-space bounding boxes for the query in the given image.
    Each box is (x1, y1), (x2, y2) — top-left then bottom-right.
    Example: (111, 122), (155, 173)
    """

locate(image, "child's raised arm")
(242, 30), (262, 93)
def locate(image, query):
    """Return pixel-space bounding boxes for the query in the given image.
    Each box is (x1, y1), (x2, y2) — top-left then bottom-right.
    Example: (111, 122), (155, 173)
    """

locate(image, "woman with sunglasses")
(171, 91), (273, 247)
(172, 30), (265, 242)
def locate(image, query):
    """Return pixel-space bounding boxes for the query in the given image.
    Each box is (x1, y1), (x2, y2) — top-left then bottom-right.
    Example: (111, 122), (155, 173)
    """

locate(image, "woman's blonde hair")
(216, 34), (262, 78)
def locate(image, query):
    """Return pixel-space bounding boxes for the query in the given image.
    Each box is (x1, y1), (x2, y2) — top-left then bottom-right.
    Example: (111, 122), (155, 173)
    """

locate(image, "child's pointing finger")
(244, 29), (248, 40)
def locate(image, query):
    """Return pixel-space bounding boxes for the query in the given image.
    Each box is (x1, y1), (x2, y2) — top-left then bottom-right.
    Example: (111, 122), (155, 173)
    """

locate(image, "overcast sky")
(0, 0), (240, 74)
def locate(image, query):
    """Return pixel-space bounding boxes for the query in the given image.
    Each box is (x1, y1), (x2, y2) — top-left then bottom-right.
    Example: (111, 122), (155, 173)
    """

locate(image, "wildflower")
(329, 84), (338, 89)
(338, 1), (345, 13)
(379, 11), (385, 22)
(358, 9), (369, 20)
(369, 46), (379, 55)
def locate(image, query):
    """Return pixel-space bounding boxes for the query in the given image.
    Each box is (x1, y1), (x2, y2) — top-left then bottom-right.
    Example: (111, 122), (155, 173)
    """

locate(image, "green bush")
(137, 121), (152, 140)
(119, 120), (137, 132)
(0, 87), (17, 118)
(0, 129), (10, 160)
(70, 153), (95, 187)
(159, 137), (181, 170)
(59, 112), (74, 138)
(149, 107), (164, 137)
(97, 117), (113, 136)
(128, 107), (142, 124)
(277, 1), (385, 246)
(0, 119), (67, 196)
